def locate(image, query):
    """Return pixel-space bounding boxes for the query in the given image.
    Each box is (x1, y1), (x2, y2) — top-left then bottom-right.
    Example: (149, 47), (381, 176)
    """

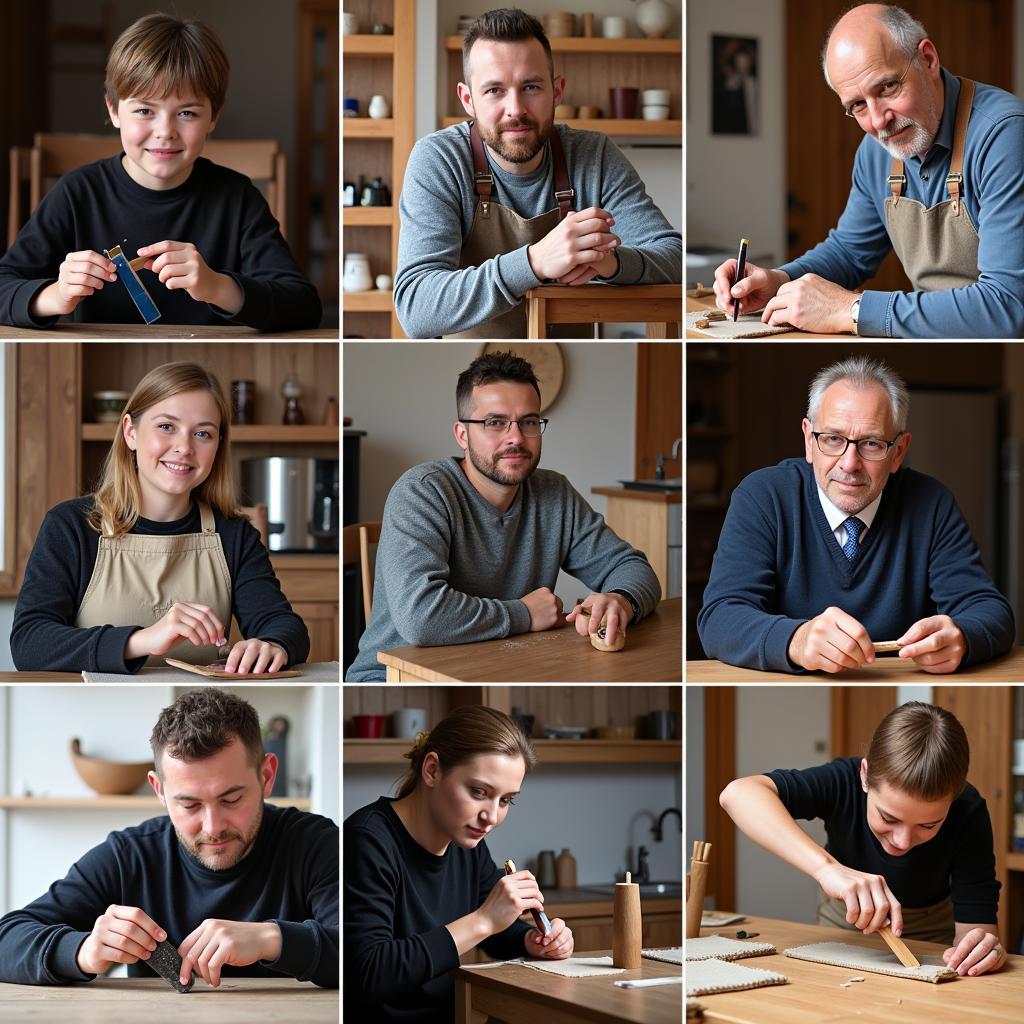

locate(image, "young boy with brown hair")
(0, 13), (321, 330)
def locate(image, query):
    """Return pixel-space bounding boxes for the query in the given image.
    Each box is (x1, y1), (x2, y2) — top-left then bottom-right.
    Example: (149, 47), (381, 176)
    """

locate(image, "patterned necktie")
(842, 516), (864, 561)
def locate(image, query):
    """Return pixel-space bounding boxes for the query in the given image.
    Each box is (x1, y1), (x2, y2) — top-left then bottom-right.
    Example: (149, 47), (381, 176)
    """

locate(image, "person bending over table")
(720, 701), (1005, 977)
(0, 689), (338, 988)
(11, 361), (308, 675)
(346, 349), (661, 680)
(344, 705), (573, 1023)
(697, 355), (1014, 674)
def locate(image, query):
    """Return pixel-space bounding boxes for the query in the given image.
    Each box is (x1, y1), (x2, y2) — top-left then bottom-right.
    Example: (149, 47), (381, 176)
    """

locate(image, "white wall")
(344, 761), (682, 884)
(342, 341), (638, 609)
(685, 0), (786, 263)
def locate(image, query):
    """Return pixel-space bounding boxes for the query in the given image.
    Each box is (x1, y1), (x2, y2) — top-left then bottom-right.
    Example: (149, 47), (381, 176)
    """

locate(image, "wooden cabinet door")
(642, 911), (682, 947)
(563, 915), (613, 951)
(293, 600), (339, 662)
(635, 344), (682, 482)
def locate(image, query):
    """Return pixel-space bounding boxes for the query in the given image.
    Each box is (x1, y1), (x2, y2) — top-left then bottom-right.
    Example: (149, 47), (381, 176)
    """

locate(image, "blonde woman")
(11, 362), (308, 674)
(344, 705), (574, 1023)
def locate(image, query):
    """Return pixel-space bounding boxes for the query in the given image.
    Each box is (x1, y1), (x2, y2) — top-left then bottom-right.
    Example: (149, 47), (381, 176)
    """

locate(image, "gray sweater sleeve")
(394, 125), (681, 338)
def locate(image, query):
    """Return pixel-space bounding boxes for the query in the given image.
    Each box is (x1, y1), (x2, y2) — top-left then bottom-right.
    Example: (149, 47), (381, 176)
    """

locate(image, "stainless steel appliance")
(241, 457), (338, 552)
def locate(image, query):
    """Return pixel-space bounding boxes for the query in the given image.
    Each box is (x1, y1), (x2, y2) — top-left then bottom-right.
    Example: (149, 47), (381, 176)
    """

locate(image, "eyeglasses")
(842, 54), (917, 118)
(459, 416), (548, 436)
(812, 431), (903, 461)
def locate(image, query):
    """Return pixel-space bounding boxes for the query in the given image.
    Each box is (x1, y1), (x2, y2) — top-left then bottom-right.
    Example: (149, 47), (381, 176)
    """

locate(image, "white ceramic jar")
(342, 12), (359, 35)
(368, 94), (391, 119)
(634, 0), (672, 38)
(602, 16), (628, 38)
(343, 253), (373, 292)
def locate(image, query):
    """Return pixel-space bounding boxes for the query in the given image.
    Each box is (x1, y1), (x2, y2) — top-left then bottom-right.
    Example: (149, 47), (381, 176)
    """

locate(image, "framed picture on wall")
(711, 35), (759, 135)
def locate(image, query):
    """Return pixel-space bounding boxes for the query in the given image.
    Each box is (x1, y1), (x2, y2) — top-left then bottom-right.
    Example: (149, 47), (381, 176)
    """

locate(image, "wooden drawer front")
(563, 914), (613, 952)
(642, 912), (682, 947)
(275, 566), (340, 603)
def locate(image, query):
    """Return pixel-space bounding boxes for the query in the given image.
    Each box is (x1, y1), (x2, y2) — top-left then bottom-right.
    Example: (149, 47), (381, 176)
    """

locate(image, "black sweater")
(0, 154), (321, 330)
(344, 796), (532, 1023)
(11, 496), (310, 673)
(0, 804), (338, 987)
(767, 757), (1000, 922)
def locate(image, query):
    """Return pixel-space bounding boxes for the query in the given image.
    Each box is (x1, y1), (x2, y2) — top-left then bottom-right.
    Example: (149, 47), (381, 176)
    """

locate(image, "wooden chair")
(7, 133), (287, 249)
(525, 284), (682, 338)
(238, 503), (269, 548)
(342, 521), (382, 623)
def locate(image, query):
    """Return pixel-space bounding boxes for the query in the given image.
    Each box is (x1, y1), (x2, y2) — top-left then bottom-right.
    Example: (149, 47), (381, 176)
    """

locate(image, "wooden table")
(687, 646), (1024, 682)
(685, 294), (874, 340)
(0, 662), (341, 682)
(694, 915), (1023, 1023)
(378, 597), (682, 682)
(0, 324), (336, 338)
(0, 977), (337, 1023)
(526, 285), (682, 338)
(454, 947), (681, 1024)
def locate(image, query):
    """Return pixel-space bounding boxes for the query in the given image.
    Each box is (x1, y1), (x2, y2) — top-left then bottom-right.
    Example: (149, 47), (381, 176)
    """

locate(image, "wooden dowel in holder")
(686, 841), (711, 939)
(613, 871), (642, 968)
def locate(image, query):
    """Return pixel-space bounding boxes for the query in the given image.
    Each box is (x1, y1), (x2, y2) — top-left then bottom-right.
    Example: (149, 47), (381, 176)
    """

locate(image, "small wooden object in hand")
(613, 871), (642, 968)
(577, 605), (626, 652)
(686, 841), (712, 939)
(879, 924), (921, 968)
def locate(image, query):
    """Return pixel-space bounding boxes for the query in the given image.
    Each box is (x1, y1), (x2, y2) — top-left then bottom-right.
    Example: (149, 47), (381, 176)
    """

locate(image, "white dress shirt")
(815, 486), (883, 551)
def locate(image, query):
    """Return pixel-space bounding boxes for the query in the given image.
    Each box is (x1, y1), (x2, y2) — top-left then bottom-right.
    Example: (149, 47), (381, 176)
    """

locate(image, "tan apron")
(446, 121), (589, 339)
(75, 500), (232, 667)
(884, 78), (979, 292)
(817, 889), (955, 945)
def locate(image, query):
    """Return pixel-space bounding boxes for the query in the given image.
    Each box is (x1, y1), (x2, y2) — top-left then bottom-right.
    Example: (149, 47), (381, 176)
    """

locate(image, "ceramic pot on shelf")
(634, 0), (673, 39)
(343, 253), (373, 292)
(368, 94), (391, 119)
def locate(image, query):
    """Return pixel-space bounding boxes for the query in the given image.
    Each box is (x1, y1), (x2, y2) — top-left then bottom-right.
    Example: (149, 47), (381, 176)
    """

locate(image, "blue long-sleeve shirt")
(697, 458), (1015, 672)
(780, 69), (1024, 338)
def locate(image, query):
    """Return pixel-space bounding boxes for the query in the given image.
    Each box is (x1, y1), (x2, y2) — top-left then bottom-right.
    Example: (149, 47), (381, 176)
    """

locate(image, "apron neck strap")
(197, 500), (215, 533)
(947, 77), (975, 214)
(468, 120), (575, 219)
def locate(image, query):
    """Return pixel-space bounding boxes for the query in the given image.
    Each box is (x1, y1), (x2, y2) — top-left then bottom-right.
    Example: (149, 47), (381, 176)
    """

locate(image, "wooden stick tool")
(879, 924), (920, 968)
(504, 859), (551, 935)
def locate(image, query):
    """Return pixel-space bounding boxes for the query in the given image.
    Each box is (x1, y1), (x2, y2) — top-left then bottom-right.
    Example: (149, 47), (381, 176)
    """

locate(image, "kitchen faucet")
(654, 437), (683, 480)
(652, 806), (681, 842)
(636, 845), (651, 884)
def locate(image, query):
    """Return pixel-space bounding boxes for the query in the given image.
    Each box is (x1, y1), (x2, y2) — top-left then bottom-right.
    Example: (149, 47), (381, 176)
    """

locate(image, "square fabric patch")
(686, 957), (788, 996)
(643, 947), (683, 965)
(685, 936), (776, 962)
(783, 942), (957, 983)
(518, 956), (626, 978)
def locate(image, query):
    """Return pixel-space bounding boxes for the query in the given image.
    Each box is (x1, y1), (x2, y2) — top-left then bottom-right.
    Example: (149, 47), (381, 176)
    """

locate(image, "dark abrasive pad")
(149, 939), (194, 993)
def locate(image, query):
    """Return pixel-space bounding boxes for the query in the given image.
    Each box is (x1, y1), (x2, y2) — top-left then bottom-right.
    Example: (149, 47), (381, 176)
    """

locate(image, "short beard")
(876, 92), (939, 162)
(175, 800), (263, 871)
(474, 103), (555, 164)
(465, 438), (539, 486)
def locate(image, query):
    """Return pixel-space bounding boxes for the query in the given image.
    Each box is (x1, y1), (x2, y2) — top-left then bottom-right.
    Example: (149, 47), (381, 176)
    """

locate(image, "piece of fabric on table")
(643, 947), (683, 965)
(518, 955), (627, 978)
(685, 936), (776, 961)
(701, 911), (746, 927)
(783, 942), (957, 983)
(685, 957), (788, 996)
(686, 310), (791, 338)
(82, 661), (341, 682)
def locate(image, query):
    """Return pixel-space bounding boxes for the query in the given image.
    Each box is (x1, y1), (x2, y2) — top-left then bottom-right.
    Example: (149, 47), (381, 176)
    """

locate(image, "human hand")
(565, 592), (632, 647)
(524, 917), (574, 959)
(761, 274), (858, 333)
(37, 250), (119, 316)
(528, 207), (620, 281)
(787, 607), (874, 673)
(476, 870), (545, 936)
(76, 904), (166, 975)
(177, 919), (282, 988)
(942, 928), (1005, 977)
(521, 587), (565, 632)
(812, 862), (902, 936)
(138, 240), (243, 312)
(220, 638), (288, 674)
(896, 615), (966, 673)
(713, 259), (789, 316)
(127, 602), (227, 659)
(554, 248), (618, 286)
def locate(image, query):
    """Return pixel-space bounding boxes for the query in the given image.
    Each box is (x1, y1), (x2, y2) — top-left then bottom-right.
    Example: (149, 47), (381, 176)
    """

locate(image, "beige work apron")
(817, 888), (955, 945)
(75, 500), (232, 667)
(446, 121), (589, 339)
(883, 78), (979, 292)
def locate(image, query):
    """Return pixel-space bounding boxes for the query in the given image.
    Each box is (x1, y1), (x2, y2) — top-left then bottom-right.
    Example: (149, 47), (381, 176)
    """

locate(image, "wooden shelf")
(343, 206), (394, 226)
(440, 115), (680, 137)
(443, 35), (681, 55)
(343, 34), (395, 55)
(0, 795), (310, 809)
(343, 290), (393, 312)
(1008, 851), (1024, 871)
(343, 118), (394, 138)
(344, 738), (680, 765)
(80, 424), (339, 443)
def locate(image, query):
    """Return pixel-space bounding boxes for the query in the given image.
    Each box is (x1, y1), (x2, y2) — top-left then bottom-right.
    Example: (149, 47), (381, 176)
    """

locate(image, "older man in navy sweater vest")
(698, 356), (1015, 674)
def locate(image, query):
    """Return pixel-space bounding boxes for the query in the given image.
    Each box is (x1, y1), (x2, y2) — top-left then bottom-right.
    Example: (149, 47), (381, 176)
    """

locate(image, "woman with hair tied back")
(720, 701), (1005, 976)
(344, 705), (575, 1023)
(10, 361), (308, 674)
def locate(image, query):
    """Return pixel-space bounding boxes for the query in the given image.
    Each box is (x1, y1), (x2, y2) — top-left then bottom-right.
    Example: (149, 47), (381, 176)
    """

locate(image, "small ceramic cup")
(392, 708), (427, 738)
(641, 89), (670, 106)
(342, 12), (359, 34)
(375, 273), (393, 291)
(603, 16), (628, 38)
(642, 105), (670, 120)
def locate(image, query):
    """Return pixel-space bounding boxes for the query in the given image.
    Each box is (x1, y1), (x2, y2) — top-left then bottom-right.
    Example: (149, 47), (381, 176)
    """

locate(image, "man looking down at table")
(697, 356), (1014, 674)
(346, 349), (661, 681)
(0, 689), (337, 988)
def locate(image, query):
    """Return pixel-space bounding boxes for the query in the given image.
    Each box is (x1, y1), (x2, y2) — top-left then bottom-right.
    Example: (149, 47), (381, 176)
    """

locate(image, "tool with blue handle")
(104, 244), (161, 324)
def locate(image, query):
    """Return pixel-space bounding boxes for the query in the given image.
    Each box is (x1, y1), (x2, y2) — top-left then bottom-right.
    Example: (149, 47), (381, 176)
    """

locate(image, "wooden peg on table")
(879, 925), (921, 968)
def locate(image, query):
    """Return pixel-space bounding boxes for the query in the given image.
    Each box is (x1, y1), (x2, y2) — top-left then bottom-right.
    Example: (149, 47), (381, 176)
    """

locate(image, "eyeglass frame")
(458, 416), (549, 436)
(811, 431), (904, 461)
(841, 52), (918, 119)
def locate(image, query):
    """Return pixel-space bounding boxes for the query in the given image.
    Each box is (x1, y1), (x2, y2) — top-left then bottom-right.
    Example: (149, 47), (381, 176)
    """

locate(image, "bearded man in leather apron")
(394, 8), (682, 339)
(711, 3), (1024, 339)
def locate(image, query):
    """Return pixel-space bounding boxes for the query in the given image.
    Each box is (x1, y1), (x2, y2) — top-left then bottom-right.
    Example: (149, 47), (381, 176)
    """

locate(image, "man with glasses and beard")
(346, 351), (661, 681)
(393, 8), (681, 338)
(697, 356), (1014, 674)
(712, 3), (1024, 338)
(0, 689), (338, 989)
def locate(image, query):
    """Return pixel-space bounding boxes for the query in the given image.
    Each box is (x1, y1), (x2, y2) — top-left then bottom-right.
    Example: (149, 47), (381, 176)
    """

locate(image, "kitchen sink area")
(618, 478), (682, 493)
(578, 881), (684, 897)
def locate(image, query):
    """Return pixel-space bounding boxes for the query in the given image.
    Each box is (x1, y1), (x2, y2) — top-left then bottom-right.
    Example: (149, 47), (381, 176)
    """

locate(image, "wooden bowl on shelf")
(596, 725), (637, 740)
(543, 11), (576, 37)
(70, 739), (152, 795)
(578, 105), (602, 119)
(554, 104), (577, 119)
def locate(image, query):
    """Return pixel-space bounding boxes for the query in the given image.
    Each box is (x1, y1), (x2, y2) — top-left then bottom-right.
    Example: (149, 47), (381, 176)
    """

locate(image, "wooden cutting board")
(164, 658), (302, 679)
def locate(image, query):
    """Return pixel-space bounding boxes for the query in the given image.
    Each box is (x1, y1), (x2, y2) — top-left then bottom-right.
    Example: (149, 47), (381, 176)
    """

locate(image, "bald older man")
(697, 356), (1015, 675)
(712, 4), (1024, 339)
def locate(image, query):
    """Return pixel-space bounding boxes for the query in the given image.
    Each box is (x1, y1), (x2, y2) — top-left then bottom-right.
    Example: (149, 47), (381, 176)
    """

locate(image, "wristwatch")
(610, 589), (640, 625)
(850, 297), (861, 334)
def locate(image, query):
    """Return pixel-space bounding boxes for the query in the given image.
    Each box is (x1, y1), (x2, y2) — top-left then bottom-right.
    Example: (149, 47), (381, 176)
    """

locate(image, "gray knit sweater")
(394, 123), (682, 338)
(346, 457), (662, 681)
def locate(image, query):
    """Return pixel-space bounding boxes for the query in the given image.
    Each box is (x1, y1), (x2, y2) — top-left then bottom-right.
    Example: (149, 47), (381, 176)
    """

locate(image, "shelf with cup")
(343, 34), (396, 55)
(344, 738), (680, 765)
(439, 115), (681, 136)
